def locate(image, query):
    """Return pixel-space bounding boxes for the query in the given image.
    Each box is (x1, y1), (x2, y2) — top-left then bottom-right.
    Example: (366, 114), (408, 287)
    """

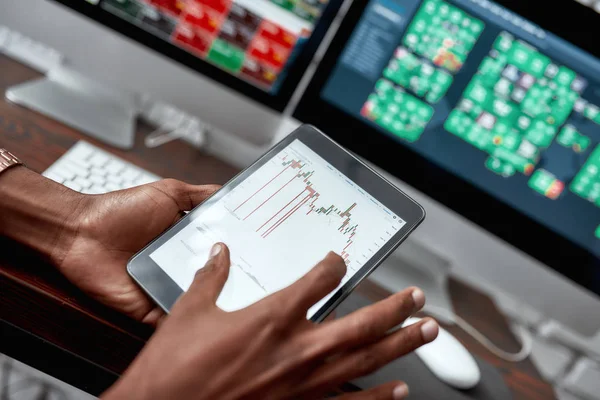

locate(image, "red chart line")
(243, 174), (300, 221)
(343, 241), (353, 252)
(263, 194), (312, 239)
(263, 194), (312, 238)
(256, 188), (306, 233)
(234, 164), (293, 213)
(340, 203), (357, 218)
(339, 219), (350, 232)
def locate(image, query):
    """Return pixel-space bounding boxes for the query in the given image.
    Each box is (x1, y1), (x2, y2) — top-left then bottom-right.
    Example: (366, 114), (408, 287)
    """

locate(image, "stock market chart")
(229, 154), (359, 262)
(151, 140), (404, 316)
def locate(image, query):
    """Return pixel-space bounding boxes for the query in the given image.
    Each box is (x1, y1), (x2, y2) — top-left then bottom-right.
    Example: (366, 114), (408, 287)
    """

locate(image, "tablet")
(128, 125), (425, 321)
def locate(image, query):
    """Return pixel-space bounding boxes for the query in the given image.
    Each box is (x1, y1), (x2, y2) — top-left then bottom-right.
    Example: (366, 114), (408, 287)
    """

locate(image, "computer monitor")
(76, 0), (338, 106)
(294, 0), (600, 333)
(1, 0), (342, 149)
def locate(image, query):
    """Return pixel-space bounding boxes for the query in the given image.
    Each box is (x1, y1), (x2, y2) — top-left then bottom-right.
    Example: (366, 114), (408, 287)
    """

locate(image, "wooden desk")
(0, 56), (555, 399)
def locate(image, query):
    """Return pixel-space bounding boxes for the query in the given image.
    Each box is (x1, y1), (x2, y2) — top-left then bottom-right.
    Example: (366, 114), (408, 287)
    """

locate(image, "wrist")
(0, 166), (89, 266)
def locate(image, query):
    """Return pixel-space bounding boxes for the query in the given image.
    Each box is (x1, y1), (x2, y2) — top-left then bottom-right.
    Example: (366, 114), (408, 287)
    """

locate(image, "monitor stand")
(368, 238), (456, 325)
(5, 66), (137, 149)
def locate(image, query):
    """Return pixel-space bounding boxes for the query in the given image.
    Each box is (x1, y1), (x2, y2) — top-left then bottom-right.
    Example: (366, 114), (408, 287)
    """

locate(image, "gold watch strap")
(0, 149), (24, 175)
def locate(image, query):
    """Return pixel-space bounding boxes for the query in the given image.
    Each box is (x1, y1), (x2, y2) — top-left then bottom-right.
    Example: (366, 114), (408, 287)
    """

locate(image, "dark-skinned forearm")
(0, 166), (86, 265)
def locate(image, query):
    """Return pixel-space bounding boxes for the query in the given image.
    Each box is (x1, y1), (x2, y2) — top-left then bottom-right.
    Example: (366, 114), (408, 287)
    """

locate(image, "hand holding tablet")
(128, 125), (425, 321)
(106, 242), (438, 400)
(111, 125), (435, 399)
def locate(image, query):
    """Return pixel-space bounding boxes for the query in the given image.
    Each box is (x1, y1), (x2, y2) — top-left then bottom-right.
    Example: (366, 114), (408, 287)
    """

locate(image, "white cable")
(422, 305), (534, 363)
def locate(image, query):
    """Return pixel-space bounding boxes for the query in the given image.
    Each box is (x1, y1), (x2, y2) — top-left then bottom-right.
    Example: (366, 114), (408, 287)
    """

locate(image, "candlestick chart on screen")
(227, 152), (359, 264)
(151, 140), (404, 314)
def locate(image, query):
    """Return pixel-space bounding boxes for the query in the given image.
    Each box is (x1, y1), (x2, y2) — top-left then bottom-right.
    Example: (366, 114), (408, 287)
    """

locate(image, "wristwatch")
(0, 149), (23, 175)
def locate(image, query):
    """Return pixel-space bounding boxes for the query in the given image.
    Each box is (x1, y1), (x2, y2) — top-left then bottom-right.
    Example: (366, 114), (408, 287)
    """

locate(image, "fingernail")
(421, 320), (439, 343)
(393, 383), (409, 399)
(210, 243), (223, 259)
(411, 288), (425, 310)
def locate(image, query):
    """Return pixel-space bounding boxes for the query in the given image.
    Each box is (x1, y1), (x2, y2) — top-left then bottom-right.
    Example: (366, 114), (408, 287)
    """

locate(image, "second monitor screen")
(322, 0), (600, 257)
(95, 0), (330, 93)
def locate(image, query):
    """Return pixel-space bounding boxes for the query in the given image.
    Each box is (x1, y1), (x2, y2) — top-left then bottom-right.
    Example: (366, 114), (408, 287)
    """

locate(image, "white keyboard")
(43, 141), (161, 194)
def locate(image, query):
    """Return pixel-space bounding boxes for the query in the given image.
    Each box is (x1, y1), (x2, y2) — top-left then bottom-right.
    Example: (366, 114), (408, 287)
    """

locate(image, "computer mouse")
(403, 317), (481, 390)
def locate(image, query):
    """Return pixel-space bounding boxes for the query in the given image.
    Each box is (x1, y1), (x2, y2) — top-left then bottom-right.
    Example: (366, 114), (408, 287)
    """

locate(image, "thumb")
(185, 243), (231, 309)
(183, 183), (221, 210)
(152, 179), (221, 211)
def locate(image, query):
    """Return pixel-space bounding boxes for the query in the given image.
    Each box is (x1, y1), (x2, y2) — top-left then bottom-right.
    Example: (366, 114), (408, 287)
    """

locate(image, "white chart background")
(151, 140), (405, 317)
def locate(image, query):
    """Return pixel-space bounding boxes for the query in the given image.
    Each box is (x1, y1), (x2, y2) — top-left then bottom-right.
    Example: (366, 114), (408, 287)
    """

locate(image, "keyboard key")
(44, 171), (65, 184)
(72, 142), (95, 160)
(136, 175), (158, 186)
(73, 177), (92, 189)
(86, 185), (106, 195)
(90, 152), (110, 167)
(104, 182), (122, 192)
(51, 166), (76, 181)
(68, 157), (92, 170)
(91, 167), (108, 177)
(121, 180), (135, 189)
(105, 160), (125, 175)
(561, 358), (600, 399)
(107, 174), (125, 185)
(91, 185), (107, 194)
(64, 181), (83, 192)
(121, 168), (141, 182)
(65, 161), (89, 178)
(89, 174), (106, 186)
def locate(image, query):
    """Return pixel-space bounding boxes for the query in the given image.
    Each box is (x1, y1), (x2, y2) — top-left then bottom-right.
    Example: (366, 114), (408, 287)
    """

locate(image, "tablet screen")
(150, 139), (406, 317)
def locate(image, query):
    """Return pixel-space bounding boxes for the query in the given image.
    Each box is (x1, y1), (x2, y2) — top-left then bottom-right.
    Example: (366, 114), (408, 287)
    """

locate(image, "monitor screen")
(79, 0), (334, 95)
(317, 0), (600, 259)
